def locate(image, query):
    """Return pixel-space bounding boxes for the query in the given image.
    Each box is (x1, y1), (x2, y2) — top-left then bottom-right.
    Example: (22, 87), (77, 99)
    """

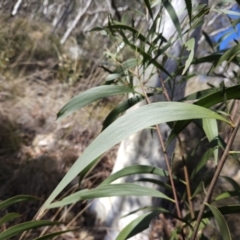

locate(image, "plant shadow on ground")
(0, 15), (119, 239)
(0, 84), (118, 239)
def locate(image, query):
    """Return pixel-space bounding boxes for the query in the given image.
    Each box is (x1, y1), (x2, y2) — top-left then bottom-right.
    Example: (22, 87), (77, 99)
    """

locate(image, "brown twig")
(158, 70), (171, 102)
(160, 70), (195, 218)
(139, 81), (182, 220)
(191, 115), (240, 240)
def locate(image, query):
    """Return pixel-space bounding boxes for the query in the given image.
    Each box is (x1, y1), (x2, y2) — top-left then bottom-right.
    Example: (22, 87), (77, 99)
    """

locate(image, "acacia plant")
(34, 0), (240, 239)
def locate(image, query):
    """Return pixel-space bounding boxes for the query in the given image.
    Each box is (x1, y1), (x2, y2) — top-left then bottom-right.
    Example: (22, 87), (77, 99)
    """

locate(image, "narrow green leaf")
(57, 85), (134, 120)
(33, 228), (80, 240)
(167, 85), (240, 146)
(48, 183), (173, 208)
(106, 73), (123, 81)
(206, 203), (232, 240)
(214, 190), (240, 202)
(121, 206), (170, 218)
(184, 0), (192, 23)
(100, 165), (172, 186)
(117, 30), (171, 77)
(39, 102), (229, 216)
(221, 176), (240, 202)
(202, 30), (214, 50)
(162, 0), (182, 39)
(181, 87), (219, 101)
(182, 38), (195, 75)
(111, 59), (138, 75)
(185, 204), (240, 221)
(0, 213), (20, 226)
(102, 95), (144, 130)
(214, 44), (240, 69)
(0, 195), (38, 211)
(109, 24), (148, 41)
(213, 8), (240, 17)
(191, 148), (213, 179)
(143, 0), (153, 18)
(190, 5), (210, 31)
(192, 53), (222, 65)
(229, 151), (240, 154)
(136, 178), (172, 190)
(202, 119), (218, 164)
(121, 58), (138, 70)
(0, 220), (58, 240)
(194, 85), (240, 109)
(121, 206), (189, 225)
(116, 212), (157, 240)
(89, 26), (105, 32)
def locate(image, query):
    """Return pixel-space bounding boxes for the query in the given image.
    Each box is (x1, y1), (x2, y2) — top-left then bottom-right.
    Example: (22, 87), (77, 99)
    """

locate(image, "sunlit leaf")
(214, 190), (240, 202)
(167, 85), (240, 146)
(100, 165), (173, 185)
(213, 8), (240, 17)
(57, 85), (134, 120)
(38, 102), (229, 217)
(202, 119), (218, 164)
(182, 38), (195, 74)
(116, 212), (156, 240)
(48, 183), (173, 208)
(106, 73), (123, 81)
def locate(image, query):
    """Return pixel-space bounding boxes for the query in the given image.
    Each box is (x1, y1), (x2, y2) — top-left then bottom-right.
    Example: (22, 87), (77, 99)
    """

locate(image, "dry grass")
(0, 15), (121, 240)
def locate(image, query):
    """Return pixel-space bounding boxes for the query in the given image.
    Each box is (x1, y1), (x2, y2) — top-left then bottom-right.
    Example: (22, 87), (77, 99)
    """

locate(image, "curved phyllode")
(90, 1), (208, 239)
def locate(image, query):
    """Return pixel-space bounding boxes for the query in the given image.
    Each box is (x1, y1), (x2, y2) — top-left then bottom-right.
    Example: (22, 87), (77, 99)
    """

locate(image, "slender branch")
(157, 70), (171, 102)
(140, 84), (182, 219)
(191, 115), (240, 240)
(157, 70), (194, 219)
(177, 135), (195, 219)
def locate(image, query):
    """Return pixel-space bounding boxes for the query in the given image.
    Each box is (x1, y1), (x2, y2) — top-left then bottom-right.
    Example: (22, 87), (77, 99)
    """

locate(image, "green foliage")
(11, 0), (239, 239)
(0, 220), (59, 240)
(0, 195), (63, 240)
